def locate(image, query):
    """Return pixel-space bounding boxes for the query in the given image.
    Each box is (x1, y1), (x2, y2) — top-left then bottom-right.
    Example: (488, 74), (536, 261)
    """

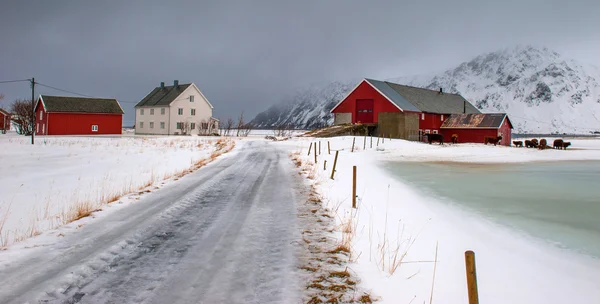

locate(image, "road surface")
(0, 141), (303, 304)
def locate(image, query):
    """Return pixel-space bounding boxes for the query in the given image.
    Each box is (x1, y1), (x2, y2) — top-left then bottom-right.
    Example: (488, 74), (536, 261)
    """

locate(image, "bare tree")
(10, 99), (34, 135)
(197, 119), (211, 136)
(236, 111), (246, 137)
(224, 118), (234, 136)
(273, 122), (293, 137)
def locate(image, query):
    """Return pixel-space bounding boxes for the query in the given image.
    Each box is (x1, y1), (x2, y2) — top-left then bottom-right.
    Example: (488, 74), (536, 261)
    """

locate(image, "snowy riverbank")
(278, 136), (600, 303)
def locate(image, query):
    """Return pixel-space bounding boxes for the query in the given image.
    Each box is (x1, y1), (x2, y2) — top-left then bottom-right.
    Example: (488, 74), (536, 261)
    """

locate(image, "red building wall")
(418, 113), (448, 132)
(35, 102), (49, 135)
(332, 81), (401, 123)
(441, 119), (512, 146)
(0, 112), (10, 130)
(47, 113), (122, 135)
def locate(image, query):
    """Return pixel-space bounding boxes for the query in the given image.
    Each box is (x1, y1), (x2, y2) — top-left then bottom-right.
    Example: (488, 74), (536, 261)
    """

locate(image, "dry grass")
(358, 293), (374, 303)
(327, 245), (350, 255)
(329, 268), (351, 279)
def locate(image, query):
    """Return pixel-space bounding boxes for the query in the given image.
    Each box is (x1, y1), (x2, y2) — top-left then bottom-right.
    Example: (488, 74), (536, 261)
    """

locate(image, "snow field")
(0, 134), (235, 247)
(278, 136), (600, 303)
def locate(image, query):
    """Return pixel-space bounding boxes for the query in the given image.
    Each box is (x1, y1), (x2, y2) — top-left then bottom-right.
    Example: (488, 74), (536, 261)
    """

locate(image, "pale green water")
(383, 161), (600, 258)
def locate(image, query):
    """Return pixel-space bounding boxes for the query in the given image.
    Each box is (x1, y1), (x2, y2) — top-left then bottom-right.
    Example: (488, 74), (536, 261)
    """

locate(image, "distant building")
(441, 113), (513, 146)
(135, 80), (217, 135)
(35, 95), (124, 135)
(0, 108), (10, 133)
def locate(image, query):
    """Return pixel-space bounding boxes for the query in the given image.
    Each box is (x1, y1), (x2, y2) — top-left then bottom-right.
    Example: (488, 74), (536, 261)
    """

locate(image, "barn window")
(36, 124), (39, 133)
(432, 130), (438, 134)
(160, 122), (165, 129)
(191, 109), (196, 116)
(140, 109), (144, 115)
(40, 111), (43, 120)
(150, 109), (154, 115)
(440, 115), (444, 121)
(178, 108), (183, 115)
(149, 122), (154, 129)
(190, 96), (194, 102)
(42, 124), (45, 134)
(421, 113), (425, 120)
(139, 122), (144, 128)
(191, 123), (196, 130)
(92, 125), (98, 132)
(161, 108), (165, 115)
(425, 129), (431, 134)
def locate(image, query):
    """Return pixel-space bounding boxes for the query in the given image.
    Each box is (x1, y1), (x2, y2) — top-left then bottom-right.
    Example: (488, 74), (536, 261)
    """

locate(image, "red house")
(440, 113), (513, 146)
(330, 78), (481, 139)
(0, 108), (10, 134)
(35, 95), (124, 135)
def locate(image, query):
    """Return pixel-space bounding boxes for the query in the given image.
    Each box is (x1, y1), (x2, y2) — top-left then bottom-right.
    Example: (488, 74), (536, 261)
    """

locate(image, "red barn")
(0, 108), (10, 133)
(35, 95), (124, 135)
(440, 113), (513, 146)
(330, 78), (480, 140)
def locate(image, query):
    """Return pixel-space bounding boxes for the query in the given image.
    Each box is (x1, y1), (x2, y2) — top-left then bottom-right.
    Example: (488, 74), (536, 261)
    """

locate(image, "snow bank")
(0, 134), (234, 246)
(278, 136), (600, 303)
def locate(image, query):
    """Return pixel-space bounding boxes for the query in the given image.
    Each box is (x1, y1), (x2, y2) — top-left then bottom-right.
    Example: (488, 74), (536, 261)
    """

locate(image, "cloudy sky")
(1, 0), (599, 125)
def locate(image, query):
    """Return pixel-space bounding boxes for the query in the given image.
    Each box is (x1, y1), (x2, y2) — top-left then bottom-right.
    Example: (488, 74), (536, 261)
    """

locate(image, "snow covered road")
(0, 141), (303, 304)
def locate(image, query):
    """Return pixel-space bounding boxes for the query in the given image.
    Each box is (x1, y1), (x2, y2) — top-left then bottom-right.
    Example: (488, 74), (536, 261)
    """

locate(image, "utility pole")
(31, 77), (35, 145)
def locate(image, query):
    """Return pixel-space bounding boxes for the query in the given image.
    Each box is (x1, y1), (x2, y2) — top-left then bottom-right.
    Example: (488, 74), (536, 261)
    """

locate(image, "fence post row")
(330, 150), (339, 180)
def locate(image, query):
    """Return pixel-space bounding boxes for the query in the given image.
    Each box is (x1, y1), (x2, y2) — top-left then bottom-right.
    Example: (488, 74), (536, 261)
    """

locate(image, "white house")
(135, 80), (218, 135)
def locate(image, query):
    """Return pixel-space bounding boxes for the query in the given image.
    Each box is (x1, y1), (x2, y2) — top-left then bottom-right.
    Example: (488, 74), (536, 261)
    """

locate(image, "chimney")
(174, 80), (179, 88)
(439, 87), (443, 94)
(160, 82), (165, 89)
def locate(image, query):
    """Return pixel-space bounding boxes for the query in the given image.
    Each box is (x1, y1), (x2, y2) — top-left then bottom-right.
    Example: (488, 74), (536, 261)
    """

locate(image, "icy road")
(0, 141), (303, 303)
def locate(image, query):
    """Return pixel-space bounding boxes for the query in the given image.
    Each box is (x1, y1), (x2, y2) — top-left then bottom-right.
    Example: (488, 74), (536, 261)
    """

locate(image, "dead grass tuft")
(358, 293), (374, 303)
(299, 265), (319, 272)
(327, 245), (350, 255)
(329, 269), (350, 279)
(307, 283), (326, 290)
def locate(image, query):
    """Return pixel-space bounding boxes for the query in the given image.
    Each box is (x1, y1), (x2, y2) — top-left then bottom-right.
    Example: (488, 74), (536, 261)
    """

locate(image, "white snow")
(279, 136), (600, 303)
(0, 133), (235, 247)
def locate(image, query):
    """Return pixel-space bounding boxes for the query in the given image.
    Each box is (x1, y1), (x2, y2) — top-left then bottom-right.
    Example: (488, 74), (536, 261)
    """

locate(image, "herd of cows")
(512, 138), (572, 150)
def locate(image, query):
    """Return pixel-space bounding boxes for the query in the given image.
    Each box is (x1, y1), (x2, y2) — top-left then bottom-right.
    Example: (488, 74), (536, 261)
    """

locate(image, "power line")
(0, 79), (30, 84)
(36, 82), (95, 98)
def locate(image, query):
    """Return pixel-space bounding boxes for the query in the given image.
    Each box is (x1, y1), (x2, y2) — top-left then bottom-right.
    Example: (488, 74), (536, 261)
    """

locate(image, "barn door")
(356, 99), (374, 123)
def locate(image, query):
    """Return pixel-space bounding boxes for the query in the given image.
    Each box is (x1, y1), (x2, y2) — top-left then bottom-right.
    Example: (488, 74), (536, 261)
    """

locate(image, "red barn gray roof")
(38, 95), (124, 114)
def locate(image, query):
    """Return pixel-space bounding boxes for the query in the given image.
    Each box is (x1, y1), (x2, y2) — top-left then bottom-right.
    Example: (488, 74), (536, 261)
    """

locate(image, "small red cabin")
(0, 108), (10, 133)
(35, 95), (124, 135)
(440, 113), (513, 146)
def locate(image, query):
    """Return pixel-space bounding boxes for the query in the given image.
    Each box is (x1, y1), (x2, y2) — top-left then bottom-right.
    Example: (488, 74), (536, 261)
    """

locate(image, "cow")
(484, 136), (503, 146)
(562, 142), (572, 149)
(553, 139), (564, 149)
(513, 141), (523, 147)
(539, 139), (548, 150)
(525, 139), (539, 148)
(425, 133), (444, 145)
(451, 134), (458, 144)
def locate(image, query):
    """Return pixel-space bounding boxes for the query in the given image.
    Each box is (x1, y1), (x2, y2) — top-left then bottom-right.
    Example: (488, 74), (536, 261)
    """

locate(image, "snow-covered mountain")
(251, 46), (600, 134)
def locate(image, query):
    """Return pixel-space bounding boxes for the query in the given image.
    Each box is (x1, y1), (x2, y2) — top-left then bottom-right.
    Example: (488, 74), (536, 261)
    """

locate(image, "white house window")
(150, 122), (154, 129)
(160, 122), (165, 129)
(140, 109), (144, 115)
(139, 122), (144, 128)
(178, 108), (183, 115)
(161, 108), (165, 115)
(92, 125), (98, 132)
(432, 130), (438, 134)
(191, 109), (196, 116)
(440, 115), (444, 121)
(176, 122), (183, 129)
(40, 111), (43, 120)
(190, 123), (196, 130)
(150, 109), (154, 115)
(190, 95), (194, 102)
(421, 113), (425, 120)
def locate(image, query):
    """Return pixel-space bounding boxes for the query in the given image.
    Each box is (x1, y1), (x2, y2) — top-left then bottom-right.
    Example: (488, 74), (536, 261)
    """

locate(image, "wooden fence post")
(351, 137), (356, 152)
(377, 136), (380, 147)
(324, 160), (327, 171)
(363, 135), (366, 150)
(352, 166), (357, 208)
(328, 141), (331, 154)
(330, 151), (339, 180)
(382, 134), (385, 143)
(314, 142), (317, 163)
(319, 141), (321, 155)
(465, 250), (479, 304)
(308, 142), (312, 156)
(370, 136), (373, 148)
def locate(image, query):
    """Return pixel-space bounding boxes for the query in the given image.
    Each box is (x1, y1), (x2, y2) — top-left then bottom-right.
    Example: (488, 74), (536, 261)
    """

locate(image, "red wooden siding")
(356, 99), (374, 123)
(419, 113), (448, 133)
(47, 113), (122, 135)
(35, 101), (49, 135)
(332, 81), (401, 123)
(0, 112), (10, 131)
(441, 119), (512, 146)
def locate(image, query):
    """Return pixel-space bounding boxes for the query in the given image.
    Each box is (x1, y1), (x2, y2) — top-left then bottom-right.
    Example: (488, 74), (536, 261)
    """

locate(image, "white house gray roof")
(136, 83), (192, 107)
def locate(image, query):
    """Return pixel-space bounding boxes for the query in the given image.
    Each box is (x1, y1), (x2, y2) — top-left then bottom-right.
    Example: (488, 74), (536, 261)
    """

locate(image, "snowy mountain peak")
(252, 46), (600, 134)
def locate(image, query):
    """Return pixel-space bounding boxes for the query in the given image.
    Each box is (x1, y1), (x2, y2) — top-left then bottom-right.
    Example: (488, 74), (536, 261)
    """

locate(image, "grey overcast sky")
(1, 0), (600, 125)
